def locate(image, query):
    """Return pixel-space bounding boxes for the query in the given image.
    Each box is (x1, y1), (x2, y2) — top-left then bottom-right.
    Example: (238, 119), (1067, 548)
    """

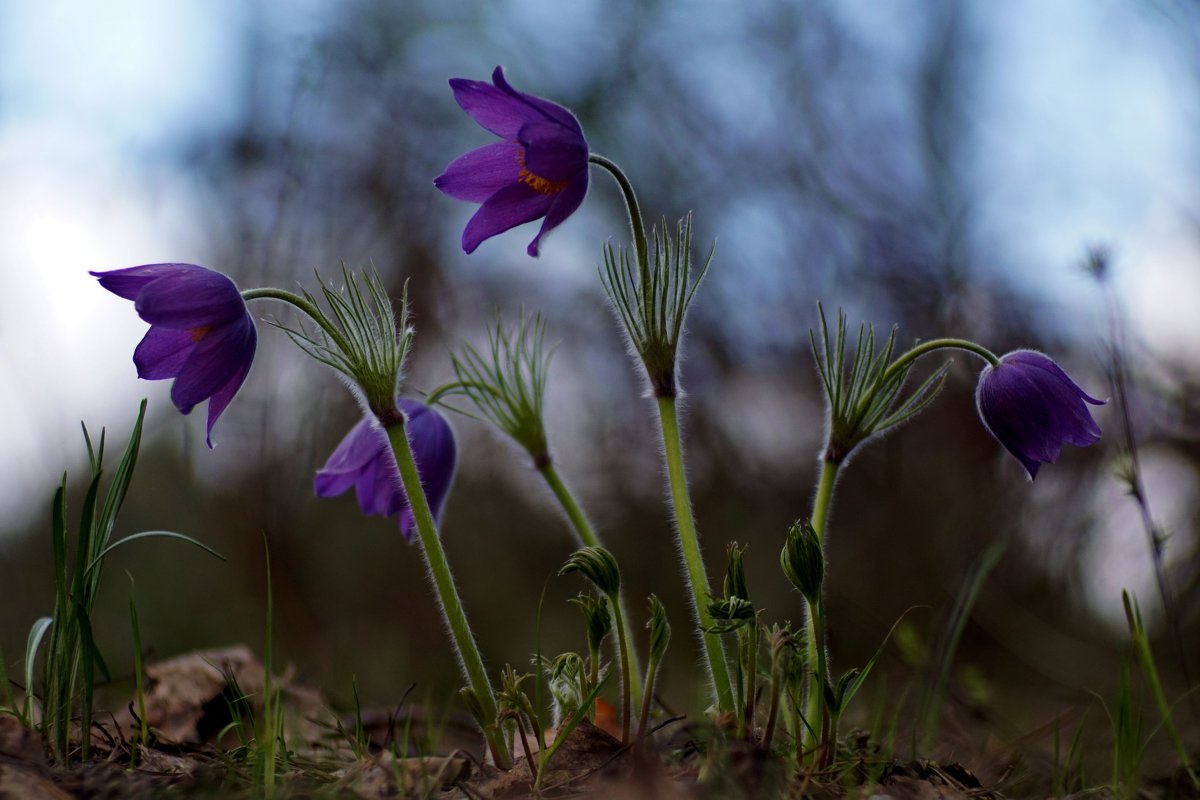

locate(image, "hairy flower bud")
(705, 596), (756, 635)
(722, 542), (750, 602)
(781, 519), (825, 604)
(559, 546), (622, 597)
(646, 594), (671, 665)
(569, 593), (613, 655)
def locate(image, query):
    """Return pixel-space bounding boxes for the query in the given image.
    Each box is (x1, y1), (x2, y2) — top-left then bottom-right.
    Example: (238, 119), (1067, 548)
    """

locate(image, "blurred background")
(2, 0), (1198, 773)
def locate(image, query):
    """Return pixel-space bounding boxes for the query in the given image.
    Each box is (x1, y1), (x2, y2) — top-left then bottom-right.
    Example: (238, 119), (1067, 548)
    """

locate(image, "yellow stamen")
(190, 326), (211, 343)
(516, 150), (568, 196)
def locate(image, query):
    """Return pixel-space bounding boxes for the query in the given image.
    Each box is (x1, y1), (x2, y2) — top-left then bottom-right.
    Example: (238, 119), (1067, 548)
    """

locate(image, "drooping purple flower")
(91, 263), (257, 447)
(975, 350), (1106, 479)
(314, 399), (457, 540)
(434, 66), (589, 257)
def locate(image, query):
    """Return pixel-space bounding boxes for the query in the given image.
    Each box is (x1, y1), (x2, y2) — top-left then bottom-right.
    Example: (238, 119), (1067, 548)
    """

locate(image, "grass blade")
(24, 617), (52, 722)
(87, 531), (227, 574)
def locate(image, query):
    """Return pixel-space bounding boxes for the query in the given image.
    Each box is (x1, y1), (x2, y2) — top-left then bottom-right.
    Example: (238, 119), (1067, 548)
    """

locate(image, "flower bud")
(559, 546), (622, 597)
(646, 594), (671, 665)
(722, 542), (750, 602)
(705, 596), (756, 635)
(569, 593), (612, 655)
(781, 519), (825, 604)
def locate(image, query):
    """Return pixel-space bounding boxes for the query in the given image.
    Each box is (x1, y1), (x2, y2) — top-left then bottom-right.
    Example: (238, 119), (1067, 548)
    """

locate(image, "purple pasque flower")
(91, 263), (256, 447)
(314, 399), (457, 540)
(975, 349), (1105, 479)
(434, 66), (589, 257)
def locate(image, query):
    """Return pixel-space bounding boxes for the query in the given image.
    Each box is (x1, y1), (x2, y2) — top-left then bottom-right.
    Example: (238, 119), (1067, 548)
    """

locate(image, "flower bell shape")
(314, 399), (457, 540)
(975, 350), (1106, 479)
(434, 66), (589, 257)
(91, 263), (257, 447)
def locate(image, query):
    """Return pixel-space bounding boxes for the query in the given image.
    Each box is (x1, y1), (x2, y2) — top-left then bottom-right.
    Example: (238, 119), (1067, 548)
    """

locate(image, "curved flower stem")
(657, 396), (735, 711)
(241, 287), (356, 358)
(881, 338), (1000, 385)
(588, 154), (648, 275)
(384, 418), (511, 769)
(803, 459), (839, 752)
(537, 462), (643, 710)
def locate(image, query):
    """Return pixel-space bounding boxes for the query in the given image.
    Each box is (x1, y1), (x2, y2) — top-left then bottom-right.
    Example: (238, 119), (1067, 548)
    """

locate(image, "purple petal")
(447, 67), (585, 142)
(169, 318), (256, 415)
(133, 326), (196, 380)
(358, 451), (405, 518)
(134, 268), (246, 329)
(91, 263), (210, 301)
(975, 350), (1105, 479)
(313, 402), (456, 542)
(1006, 350), (1106, 405)
(434, 140), (522, 202)
(976, 369), (1056, 478)
(315, 419), (387, 498)
(527, 172), (588, 257)
(518, 121), (588, 182)
(461, 182), (553, 254)
(449, 75), (538, 139)
(204, 323), (257, 447)
(490, 66), (584, 138)
(314, 420), (404, 518)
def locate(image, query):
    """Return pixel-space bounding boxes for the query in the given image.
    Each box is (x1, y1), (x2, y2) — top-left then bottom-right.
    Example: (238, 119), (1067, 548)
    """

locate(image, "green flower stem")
(537, 461), (643, 709)
(609, 596), (633, 742)
(743, 623), (759, 737)
(762, 660), (784, 749)
(811, 598), (831, 766)
(537, 462), (600, 549)
(384, 420), (511, 769)
(511, 714), (537, 782)
(587, 640), (601, 720)
(811, 460), (839, 533)
(881, 337), (1000, 385)
(791, 692), (805, 767)
(657, 396), (735, 711)
(636, 652), (662, 741)
(732, 630), (746, 738)
(241, 287), (356, 358)
(804, 459), (839, 751)
(589, 154), (648, 275)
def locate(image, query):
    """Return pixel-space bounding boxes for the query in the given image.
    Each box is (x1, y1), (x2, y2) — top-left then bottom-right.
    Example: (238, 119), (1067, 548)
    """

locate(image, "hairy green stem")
(537, 462), (600, 549)
(589, 154), (648, 275)
(763, 662), (783, 749)
(657, 396), (735, 710)
(744, 623), (759, 737)
(537, 462), (644, 711)
(804, 460), (839, 751)
(636, 655), (662, 741)
(610, 597), (633, 742)
(811, 598), (831, 766)
(587, 641), (601, 720)
(384, 420), (511, 768)
(241, 287), (356, 358)
(881, 338), (999, 385)
(791, 690), (805, 767)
